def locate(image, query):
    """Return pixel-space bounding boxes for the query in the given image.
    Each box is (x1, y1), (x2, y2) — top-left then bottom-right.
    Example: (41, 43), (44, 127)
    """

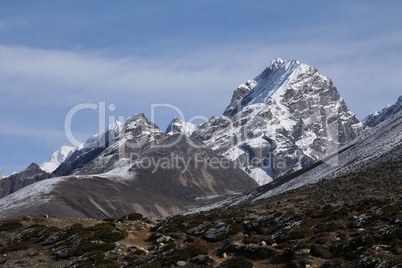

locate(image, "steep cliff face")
(192, 58), (363, 185)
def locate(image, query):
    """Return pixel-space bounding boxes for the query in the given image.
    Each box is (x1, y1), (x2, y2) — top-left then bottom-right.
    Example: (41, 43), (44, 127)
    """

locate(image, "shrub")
(313, 205), (334, 219)
(118, 212), (143, 222)
(71, 251), (119, 268)
(382, 204), (400, 217)
(0, 220), (23, 232)
(162, 215), (190, 232)
(161, 241), (177, 252)
(287, 227), (314, 240)
(165, 242), (208, 265)
(239, 245), (276, 260)
(142, 262), (162, 268)
(126, 213), (143, 221)
(185, 242), (208, 256)
(0, 242), (29, 253)
(314, 222), (339, 234)
(219, 257), (253, 268)
(103, 217), (115, 223)
(203, 222), (242, 242)
(346, 235), (375, 252)
(90, 223), (127, 242)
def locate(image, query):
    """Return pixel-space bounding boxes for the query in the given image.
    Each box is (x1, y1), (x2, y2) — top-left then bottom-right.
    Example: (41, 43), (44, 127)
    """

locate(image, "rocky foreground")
(0, 158), (401, 268)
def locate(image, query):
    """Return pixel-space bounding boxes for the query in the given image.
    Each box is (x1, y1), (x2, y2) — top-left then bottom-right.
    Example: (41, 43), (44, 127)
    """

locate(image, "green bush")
(103, 217), (116, 223)
(90, 223), (127, 242)
(72, 251), (119, 268)
(162, 214), (190, 232)
(219, 257), (254, 268)
(161, 241), (177, 252)
(0, 242), (29, 253)
(347, 235), (375, 252)
(68, 240), (116, 257)
(314, 222), (339, 234)
(239, 245), (276, 260)
(0, 220), (23, 232)
(165, 242), (208, 265)
(287, 227), (314, 240)
(383, 204), (400, 216)
(126, 213), (143, 221)
(142, 262), (162, 268)
(185, 242), (208, 256)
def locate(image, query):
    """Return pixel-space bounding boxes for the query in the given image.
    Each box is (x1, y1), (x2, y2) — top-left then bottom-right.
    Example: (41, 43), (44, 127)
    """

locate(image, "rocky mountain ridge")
(364, 95), (402, 127)
(0, 113), (258, 219)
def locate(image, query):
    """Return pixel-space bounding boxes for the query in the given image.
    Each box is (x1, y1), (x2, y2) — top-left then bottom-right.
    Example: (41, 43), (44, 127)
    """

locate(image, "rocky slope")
(0, 156), (401, 268)
(192, 58), (363, 186)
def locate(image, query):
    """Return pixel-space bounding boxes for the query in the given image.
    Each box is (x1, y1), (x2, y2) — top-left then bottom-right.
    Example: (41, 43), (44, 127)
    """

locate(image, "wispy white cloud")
(1, 33), (401, 121)
(0, 124), (65, 139)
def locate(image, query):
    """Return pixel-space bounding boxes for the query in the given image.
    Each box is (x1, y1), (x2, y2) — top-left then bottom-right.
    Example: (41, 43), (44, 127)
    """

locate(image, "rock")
(222, 252), (227, 258)
(229, 241), (242, 250)
(295, 248), (310, 255)
(156, 235), (172, 243)
(177, 260), (187, 266)
(260, 241), (267, 246)
(170, 232), (187, 241)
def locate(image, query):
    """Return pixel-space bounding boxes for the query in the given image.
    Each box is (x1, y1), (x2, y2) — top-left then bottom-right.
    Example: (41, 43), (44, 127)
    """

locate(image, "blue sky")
(0, 0), (401, 175)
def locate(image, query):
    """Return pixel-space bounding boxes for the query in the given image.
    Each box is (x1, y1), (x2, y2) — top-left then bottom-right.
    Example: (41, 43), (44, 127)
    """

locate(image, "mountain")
(77, 120), (123, 151)
(192, 58), (363, 185)
(52, 120), (124, 177)
(364, 95), (402, 127)
(0, 114), (257, 219)
(165, 117), (197, 136)
(1, 137), (401, 268)
(1, 114), (400, 268)
(187, 106), (402, 213)
(40, 145), (76, 173)
(0, 163), (50, 198)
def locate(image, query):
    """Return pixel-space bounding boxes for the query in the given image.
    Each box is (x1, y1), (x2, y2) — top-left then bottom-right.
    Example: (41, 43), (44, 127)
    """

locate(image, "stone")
(177, 261), (187, 267)
(295, 248), (310, 255)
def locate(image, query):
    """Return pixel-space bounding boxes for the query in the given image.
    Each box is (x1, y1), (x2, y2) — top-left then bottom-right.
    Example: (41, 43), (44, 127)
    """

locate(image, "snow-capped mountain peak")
(40, 145), (76, 173)
(224, 59), (313, 117)
(193, 58), (363, 185)
(165, 117), (197, 136)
